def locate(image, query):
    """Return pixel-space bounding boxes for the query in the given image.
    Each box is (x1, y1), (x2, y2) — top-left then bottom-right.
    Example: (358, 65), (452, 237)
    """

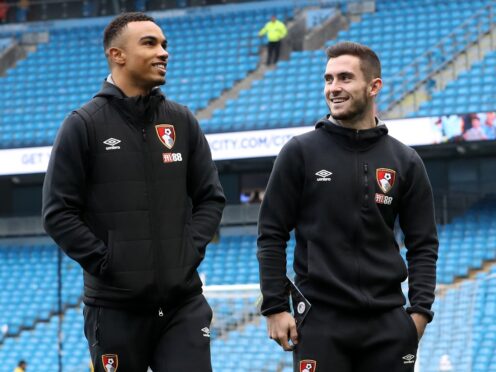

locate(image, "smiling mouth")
(331, 97), (348, 104)
(153, 63), (166, 74)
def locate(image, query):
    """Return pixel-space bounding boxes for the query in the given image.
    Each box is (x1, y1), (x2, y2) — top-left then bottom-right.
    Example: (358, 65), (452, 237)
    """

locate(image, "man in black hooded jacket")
(42, 12), (225, 372)
(257, 42), (438, 372)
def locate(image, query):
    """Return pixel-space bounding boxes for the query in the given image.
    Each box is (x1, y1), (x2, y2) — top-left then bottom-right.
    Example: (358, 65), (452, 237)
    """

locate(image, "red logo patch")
(300, 359), (317, 372)
(376, 168), (396, 194)
(155, 124), (176, 149)
(102, 354), (118, 372)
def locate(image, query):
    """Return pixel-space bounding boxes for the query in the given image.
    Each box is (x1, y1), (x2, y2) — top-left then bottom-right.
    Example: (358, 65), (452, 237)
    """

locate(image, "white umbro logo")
(402, 354), (415, 364)
(315, 169), (332, 182)
(201, 327), (210, 338)
(103, 138), (121, 150)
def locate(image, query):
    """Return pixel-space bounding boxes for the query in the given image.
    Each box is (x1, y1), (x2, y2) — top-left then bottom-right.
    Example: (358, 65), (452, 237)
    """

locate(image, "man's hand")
(266, 312), (298, 351)
(410, 313), (429, 341)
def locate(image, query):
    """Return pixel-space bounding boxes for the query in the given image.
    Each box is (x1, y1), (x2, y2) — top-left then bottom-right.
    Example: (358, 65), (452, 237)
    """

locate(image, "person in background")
(441, 114), (463, 141)
(463, 115), (487, 141)
(16, 0), (29, 22)
(14, 360), (27, 372)
(0, 0), (9, 23)
(258, 15), (287, 66)
(483, 112), (496, 140)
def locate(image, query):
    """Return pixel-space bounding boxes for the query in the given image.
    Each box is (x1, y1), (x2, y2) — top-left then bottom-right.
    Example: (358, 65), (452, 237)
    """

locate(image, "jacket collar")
(315, 114), (388, 151)
(95, 79), (165, 127)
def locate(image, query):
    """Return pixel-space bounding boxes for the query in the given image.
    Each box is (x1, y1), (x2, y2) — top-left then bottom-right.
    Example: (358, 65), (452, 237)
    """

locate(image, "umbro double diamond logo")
(103, 138), (121, 151)
(315, 169), (332, 182)
(402, 354), (415, 364)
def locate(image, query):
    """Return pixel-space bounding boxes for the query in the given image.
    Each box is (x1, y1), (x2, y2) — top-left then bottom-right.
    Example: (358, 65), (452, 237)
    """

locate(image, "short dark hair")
(18, 360), (26, 366)
(326, 41), (381, 81)
(103, 12), (157, 52)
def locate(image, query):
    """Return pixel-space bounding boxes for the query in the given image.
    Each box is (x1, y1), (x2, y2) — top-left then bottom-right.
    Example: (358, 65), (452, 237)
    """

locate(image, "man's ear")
(107, 46), (126, 66)
(369, 77), (383, 97)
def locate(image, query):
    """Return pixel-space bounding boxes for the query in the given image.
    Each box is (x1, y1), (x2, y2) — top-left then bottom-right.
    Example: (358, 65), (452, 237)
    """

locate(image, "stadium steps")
(0, 297), (83, 343)
(0, 38), (30, 76)
(383, 1), (496, 118)
(436, 261), (496, 300)
(453, 260), (496, 288)
(196, 63), (275, 121)
(196, 4), (336, 123)
(301, 7), (348, 51)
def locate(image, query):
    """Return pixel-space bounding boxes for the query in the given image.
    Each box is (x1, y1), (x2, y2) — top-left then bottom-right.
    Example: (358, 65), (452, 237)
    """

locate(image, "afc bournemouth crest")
(155, 124), (176, 149)
(102, 354), (118, 372)
(376, 168), (396, 194)
(300, 360), (317, 372)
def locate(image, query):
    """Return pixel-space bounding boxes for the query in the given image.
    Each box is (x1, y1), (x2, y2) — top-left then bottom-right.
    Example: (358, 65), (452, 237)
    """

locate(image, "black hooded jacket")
(257, 117), (438, 321)
(42, 82), (225, 311)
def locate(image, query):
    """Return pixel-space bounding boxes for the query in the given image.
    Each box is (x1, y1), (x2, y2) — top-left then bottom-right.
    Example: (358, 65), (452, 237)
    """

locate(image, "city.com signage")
(0, 115), (476, 176)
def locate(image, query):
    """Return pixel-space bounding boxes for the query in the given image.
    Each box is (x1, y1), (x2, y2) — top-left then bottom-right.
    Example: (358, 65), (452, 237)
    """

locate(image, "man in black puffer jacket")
(257, 42), (438, 372)
(42, 12), (225, 372)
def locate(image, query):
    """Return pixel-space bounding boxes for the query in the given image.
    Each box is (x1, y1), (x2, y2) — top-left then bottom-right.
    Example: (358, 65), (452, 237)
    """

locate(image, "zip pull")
(158, 307), (164, 317)
(142, 128), (147, 141)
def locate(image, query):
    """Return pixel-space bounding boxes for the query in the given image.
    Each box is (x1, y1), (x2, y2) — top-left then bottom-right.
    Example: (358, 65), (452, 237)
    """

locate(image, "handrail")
(378, 1), (496, 116)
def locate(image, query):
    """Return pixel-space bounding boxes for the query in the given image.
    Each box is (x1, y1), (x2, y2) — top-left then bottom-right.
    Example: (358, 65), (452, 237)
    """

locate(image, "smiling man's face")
(113, 20), (168, 92)
(324, 54), (379, 123)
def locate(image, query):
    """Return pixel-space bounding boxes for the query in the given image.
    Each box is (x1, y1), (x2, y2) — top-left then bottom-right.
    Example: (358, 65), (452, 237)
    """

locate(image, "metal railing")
(379, 2), (496, 118)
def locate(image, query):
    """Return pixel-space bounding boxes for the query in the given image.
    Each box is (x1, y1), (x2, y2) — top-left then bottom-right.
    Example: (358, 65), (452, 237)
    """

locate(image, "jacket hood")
(95, 81), (165, 126)
(315, 115), (389, 151)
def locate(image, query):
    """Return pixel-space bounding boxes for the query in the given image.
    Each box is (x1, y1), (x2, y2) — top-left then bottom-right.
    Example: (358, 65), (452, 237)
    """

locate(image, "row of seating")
(413, 50), (496, 118)
(199, 0), (493, 133)
(1, 197), (493, 345)
(0, 3), (295, 148)
(2, 0), (494, 144)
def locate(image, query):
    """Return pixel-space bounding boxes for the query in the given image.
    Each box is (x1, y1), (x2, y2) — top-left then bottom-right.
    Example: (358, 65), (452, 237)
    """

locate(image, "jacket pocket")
(83, 306), (102, 347)
(401, 308), (419, 344)
(183, 224), (201, 267)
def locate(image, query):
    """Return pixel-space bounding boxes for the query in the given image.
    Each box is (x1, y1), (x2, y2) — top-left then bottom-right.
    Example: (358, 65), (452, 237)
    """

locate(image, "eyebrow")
(323, 71), (354, 80)
(139, 35), (167, 44)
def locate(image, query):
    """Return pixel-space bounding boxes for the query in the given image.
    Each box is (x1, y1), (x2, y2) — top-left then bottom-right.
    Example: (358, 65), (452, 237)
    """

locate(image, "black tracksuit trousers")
(84, 294), (213, 372)
(293, 304), (419, 372)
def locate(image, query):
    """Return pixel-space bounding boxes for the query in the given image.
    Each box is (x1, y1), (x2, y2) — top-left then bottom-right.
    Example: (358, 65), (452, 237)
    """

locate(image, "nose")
(329, 80), (342, 94)
(159, 46), (168, 60)
(325, 81), (341, 99)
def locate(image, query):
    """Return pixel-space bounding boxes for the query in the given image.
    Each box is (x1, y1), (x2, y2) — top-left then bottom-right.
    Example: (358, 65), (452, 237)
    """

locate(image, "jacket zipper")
(141, 126), (162, 309)
(363, 163), (369, 209)
(353, 133), (369, 308)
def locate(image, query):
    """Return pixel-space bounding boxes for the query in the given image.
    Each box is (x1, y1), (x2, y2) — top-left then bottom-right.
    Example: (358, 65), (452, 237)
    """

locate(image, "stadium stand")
(201, 0), (493, 132)
(2, 0), (496, 371)
(419, 269), (496, 372)
(414, 50), (496, 117)
(1, 196), (496, 371)
(0, 37), (13, 53)
(0, 3), (295, 149)
(1, 0), (495, 144)
(197, 235), (295, 285)
(0, 241), (81, 338)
